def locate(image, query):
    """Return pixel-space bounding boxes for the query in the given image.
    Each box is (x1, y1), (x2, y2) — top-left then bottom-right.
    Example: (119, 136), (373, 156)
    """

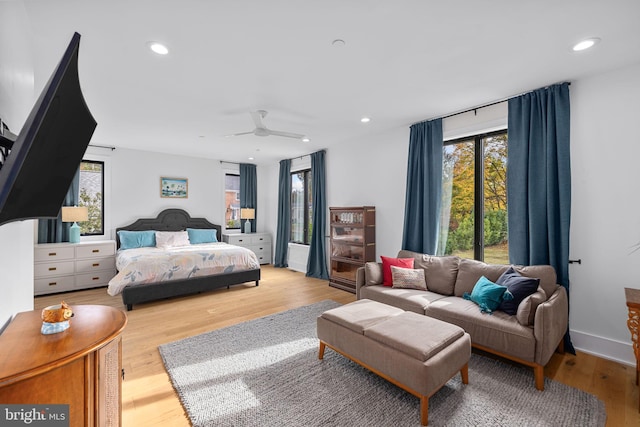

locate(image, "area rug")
(159, 300), (606, 427)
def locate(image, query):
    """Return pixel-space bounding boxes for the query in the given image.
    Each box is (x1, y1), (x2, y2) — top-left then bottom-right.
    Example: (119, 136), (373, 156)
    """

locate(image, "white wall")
(568, 62), (640, 365)
(0, 1), (35, 330)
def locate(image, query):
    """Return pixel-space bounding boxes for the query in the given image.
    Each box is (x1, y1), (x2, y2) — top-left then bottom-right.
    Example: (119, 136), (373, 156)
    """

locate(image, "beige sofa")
(355, 250), (569, 390)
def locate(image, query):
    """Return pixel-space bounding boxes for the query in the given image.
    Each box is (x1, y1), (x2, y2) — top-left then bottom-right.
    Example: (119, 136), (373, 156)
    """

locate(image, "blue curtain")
(401, 118), (443, 254)
(239, 163), (257, 233)
(507, 82), (574, 353)
(274, 159), (291, 267)
(37, 168), (80, 243)
(306, 150), (329, 279)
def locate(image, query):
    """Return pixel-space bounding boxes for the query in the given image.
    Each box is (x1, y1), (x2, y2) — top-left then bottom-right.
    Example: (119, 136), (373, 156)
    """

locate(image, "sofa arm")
(533, 285), (569, 366)
(355, 267), (366, 299)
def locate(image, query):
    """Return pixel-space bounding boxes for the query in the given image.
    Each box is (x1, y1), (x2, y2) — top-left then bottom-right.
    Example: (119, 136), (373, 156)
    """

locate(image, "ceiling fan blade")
(225, 131), (255, 137)
(267, 129), (305, 139)
(250, 110), (267, 129)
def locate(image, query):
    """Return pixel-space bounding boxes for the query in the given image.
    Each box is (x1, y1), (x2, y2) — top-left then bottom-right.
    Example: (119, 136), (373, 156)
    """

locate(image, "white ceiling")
(21, 0), (640, 165)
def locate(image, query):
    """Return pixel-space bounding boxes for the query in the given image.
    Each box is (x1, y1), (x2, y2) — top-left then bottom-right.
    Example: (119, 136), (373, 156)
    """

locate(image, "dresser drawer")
(225, 233), (271, 245)
(34, 261), (75, 278)
(76, 257), (116, 274)
(76, 243), (115, 259)
(76, 270), (116, 288)
(34, 246), (75, 262)
(249, 246), (272, 264)
(34, 275), (75, 295)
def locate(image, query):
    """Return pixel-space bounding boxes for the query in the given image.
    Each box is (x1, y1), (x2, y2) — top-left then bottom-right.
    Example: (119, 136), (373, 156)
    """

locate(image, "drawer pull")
(92, 277), (100, 281)
(92, 263), (100, 267)
(48, 282), (57, 286)
(92, 249), (100, 253)
(238, 239), (244, 243)
(48, 267), (57, 271)
(48, 252), (57, 256)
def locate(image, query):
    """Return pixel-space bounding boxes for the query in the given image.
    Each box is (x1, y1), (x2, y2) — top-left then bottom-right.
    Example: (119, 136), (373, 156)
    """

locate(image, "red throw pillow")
(380, 256), (414, 286)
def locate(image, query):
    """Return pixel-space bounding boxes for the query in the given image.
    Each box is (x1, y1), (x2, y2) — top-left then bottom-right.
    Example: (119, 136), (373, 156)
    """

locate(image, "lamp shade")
(240, 208), (255, 220)
(61, 206), (88, 223)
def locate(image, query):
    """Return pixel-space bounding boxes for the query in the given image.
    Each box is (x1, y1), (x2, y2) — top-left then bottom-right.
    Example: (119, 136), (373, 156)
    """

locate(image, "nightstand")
(223, 233), (272, 264)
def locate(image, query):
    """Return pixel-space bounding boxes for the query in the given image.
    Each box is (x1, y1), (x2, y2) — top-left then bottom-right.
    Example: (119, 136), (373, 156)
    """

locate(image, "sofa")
(355, 250), (569, 390)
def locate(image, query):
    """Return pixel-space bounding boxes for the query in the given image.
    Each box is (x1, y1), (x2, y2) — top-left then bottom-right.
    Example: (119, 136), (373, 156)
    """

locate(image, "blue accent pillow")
(463, 276), (513, 314)
(187, 228), (218, 244)
(496, 267), (540, 315)
(118, 230), (156, 250)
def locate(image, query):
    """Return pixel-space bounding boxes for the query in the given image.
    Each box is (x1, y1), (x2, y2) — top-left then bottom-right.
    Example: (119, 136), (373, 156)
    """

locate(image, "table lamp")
(240, 208), (255, 234)
(61, 206), (88, 243)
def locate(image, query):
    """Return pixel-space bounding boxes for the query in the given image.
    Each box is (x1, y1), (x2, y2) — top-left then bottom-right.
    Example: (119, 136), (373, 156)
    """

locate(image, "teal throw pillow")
(118, 230), (156, 250)
(463, 276), (513, 314)
(187, 228), (218, 244)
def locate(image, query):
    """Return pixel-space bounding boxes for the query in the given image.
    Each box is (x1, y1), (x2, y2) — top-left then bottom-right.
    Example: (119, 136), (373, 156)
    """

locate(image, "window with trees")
(291, 169), (313, 244)
(78, 160), (104, 235)
(438, 130), (508, 263)
(225, 173), (240, 229)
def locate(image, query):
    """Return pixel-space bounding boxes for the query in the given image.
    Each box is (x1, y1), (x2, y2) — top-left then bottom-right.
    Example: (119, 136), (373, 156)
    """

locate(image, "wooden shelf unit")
(329, 206), (375, 293)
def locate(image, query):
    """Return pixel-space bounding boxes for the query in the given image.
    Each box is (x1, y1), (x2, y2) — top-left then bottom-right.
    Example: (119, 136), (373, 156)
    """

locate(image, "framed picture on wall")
(160, 177), (188, 198)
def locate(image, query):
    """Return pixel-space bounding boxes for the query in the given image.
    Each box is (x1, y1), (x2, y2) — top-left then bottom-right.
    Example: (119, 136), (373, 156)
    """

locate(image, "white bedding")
(107, 242), (260, 296)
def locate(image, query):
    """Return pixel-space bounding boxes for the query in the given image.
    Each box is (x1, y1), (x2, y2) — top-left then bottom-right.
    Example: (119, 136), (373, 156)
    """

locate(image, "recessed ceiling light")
(148, 41), (169, 55)
(302, 137), (310, 142)
(572, 37), (601, 52)
(248, 157), (254, 160)
(360, 117), (371, 123)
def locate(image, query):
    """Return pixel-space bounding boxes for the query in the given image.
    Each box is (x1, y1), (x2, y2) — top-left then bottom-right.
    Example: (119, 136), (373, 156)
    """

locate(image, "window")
(225, 173), (240, 229)
(78, 160), (104, 235)
(438, 130), (508, 263)
(291, 169), (313, 244)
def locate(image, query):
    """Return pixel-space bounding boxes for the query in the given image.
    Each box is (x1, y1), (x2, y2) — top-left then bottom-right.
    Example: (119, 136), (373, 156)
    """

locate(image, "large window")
(79, 160), (104, 235)
(291, 169), (313, 244)
(438, 130), (508, 263)
(225, 173), (240, 229)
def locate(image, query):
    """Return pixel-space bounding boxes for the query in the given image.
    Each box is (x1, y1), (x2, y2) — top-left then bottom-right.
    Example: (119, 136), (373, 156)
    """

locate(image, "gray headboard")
(115, 208), (222, 249)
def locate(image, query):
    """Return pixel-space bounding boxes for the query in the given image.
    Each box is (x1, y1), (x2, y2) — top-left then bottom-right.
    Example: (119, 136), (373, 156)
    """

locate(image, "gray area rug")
(159, 300), (606, 427)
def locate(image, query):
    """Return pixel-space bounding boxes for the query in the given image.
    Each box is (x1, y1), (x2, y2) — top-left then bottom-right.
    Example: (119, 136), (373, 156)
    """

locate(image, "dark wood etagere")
(329, 206), (375, 293)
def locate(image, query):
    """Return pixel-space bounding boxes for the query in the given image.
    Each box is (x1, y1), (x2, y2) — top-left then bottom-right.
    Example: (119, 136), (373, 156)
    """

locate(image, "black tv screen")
(0, 32), (96, 226)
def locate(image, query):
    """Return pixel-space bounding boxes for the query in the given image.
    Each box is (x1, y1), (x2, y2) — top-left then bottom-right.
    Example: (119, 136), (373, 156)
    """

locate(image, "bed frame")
(115, 208), (260, 311)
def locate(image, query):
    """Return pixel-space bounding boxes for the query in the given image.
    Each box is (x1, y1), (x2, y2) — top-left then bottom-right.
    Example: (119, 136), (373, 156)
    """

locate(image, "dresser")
(34, 240), (117, 295)
(223, 232), (272, 264)
(0, 305), (127, 427)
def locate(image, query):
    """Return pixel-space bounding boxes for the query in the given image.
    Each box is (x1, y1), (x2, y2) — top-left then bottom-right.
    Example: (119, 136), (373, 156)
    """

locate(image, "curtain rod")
(287, 148), (326, 162)
(411, 81), (571, 126)
(88, 144), (116, 150)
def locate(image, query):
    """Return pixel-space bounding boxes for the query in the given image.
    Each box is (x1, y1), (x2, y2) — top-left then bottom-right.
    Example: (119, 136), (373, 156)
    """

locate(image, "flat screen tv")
(0, 32), (96, 226)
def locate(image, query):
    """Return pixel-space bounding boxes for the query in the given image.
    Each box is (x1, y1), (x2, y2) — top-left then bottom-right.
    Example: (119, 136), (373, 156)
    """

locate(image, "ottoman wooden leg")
(461, 363), (469, 384)
(420, 396), (429, 426)
(318, 341), (326, 360)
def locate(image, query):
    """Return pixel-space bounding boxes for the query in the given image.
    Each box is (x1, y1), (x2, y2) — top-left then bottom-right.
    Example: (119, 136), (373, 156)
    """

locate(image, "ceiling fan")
(226, 110), (305, 140)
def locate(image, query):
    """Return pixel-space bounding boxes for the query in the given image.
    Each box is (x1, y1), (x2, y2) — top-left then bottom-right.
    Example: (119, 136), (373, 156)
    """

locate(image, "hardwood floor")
(34, 265), (639, 426)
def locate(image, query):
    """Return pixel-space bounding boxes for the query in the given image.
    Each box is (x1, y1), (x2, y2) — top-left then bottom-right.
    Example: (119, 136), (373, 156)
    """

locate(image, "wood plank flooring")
(33, 265), (639, 426)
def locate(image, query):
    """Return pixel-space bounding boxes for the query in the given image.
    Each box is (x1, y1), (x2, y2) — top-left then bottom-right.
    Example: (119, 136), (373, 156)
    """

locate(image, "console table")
(625, 287), (640, 411)
(0, 305), (127, 426)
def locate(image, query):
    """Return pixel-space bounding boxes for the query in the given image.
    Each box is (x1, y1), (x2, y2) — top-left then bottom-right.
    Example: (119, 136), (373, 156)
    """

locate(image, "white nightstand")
(34, 240), (117, 295)
(222, 232), (272, 265)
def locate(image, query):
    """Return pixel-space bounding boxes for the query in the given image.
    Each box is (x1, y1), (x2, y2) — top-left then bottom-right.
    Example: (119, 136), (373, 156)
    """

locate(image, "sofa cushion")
(426, 296), (536, 362)
(365, 262), (383, 285)
(319, 299), (403, 334)
(454, 258), (510, 297)
(397, 250), (460, 295)
(516, 288), (547, 326)
(514, 265), (557, 300)
(496, 267), (540, 315)
(360, 285), (446, 314)
(380, 256), (414, 286)
(464, 276), (512, 314)
(391, 266), (427, 290)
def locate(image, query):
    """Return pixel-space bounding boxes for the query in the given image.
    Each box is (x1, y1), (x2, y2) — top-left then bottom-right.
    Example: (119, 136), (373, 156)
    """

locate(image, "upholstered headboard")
(115, 209), (222, 249)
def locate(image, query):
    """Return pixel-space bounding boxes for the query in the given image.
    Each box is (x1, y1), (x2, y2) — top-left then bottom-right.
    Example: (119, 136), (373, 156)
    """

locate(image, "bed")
(110, 209), (260, 310)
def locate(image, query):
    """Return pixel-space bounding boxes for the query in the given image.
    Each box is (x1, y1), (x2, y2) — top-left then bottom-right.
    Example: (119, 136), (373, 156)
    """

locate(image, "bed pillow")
(118, 230), (156, 250)
(187, 228), (218, 244)
(380, 256), (414, 286)
(391, 266), (427, 290)
(463, 276), (513, 314)
(156, 231), (191, 248)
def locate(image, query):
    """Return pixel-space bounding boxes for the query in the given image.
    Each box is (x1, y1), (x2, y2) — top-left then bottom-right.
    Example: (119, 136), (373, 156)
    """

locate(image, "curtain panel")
(37, 169), (80, 243)
(274, 159), (291, 267)
(402, 118), (443, 254)
(507, 82), (574, 353)
(239, 163), (257, 233)
(306, 150), (329, 279)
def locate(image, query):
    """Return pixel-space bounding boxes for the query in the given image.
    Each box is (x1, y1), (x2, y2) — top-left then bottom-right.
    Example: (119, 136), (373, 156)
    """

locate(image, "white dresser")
(34, 240), (117, 295)
(223, 232), (272, 265)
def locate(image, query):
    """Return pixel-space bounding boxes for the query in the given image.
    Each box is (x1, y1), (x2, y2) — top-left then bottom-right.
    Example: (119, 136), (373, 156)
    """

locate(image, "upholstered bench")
(317, 299), (471, 426)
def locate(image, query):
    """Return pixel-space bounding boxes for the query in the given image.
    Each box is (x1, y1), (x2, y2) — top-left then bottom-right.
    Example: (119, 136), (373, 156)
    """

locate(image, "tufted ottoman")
(317, 299), (471, 426)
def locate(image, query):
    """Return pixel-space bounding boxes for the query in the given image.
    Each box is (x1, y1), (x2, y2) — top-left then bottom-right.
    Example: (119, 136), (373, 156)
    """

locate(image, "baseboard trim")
(570, 329), (635, 367)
